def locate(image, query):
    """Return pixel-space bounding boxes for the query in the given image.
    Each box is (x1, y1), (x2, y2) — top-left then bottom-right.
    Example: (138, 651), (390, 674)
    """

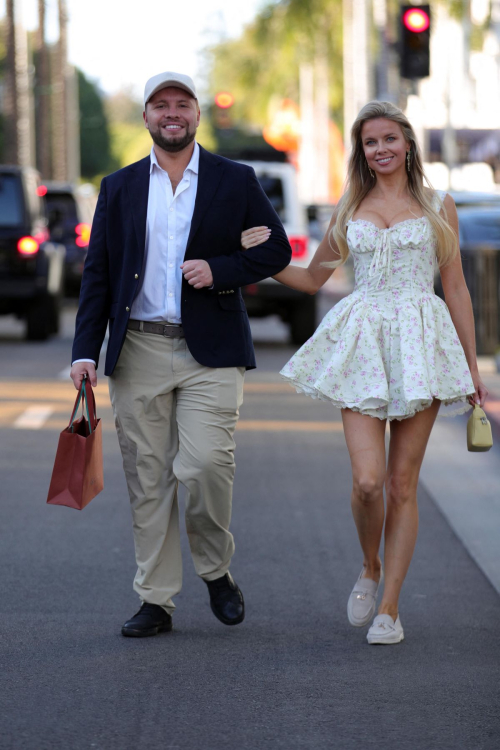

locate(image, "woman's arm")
(241, 210), (341, 295)
(439, 194), (488, 406)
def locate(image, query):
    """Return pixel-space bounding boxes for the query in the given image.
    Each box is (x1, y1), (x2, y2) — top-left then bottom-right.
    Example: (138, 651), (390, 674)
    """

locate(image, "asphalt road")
(0, 303), (499, 750)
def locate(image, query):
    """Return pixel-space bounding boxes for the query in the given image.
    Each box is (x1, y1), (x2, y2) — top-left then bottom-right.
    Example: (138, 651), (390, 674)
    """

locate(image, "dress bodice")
(346, 216), (437, 300)
(346, 190), (446, 303)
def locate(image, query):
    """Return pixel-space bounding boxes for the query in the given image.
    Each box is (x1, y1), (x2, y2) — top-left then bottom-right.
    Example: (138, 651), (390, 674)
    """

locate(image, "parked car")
(434, 195), (500, 354)
(42, 182), (94, 295)
(450, 191), (500, 209)
(0, 165), (65, 340)
(238, 161), (319, 344)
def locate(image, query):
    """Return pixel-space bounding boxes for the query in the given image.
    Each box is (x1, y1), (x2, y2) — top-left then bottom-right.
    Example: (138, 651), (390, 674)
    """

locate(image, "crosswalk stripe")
(58, 365), (72, 380)
(14, 406), (54, 429)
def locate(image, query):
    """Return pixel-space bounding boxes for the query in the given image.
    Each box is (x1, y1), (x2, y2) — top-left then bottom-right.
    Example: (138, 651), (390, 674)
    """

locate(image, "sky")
(5, 0), (268, 99)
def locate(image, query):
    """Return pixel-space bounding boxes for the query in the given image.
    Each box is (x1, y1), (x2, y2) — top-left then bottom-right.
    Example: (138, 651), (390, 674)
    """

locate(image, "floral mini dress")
(280, 191), (475, 421)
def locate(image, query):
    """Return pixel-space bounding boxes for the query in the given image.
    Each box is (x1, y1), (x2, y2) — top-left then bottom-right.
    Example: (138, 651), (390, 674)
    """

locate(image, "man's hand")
(181, 259), (213, 289)
(70, 362), (97, 390)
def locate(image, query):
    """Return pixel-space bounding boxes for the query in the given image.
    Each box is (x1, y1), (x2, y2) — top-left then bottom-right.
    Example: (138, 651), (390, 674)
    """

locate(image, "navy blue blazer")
(72, 146), (292, 375)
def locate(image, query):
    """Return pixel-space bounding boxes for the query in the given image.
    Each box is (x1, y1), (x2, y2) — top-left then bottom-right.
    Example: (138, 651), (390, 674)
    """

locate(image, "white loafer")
(367, 614), (404, 645)
(347, 567), (383, 627)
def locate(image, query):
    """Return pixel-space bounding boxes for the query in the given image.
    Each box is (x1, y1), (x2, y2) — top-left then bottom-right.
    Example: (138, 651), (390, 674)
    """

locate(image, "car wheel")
(26, 295), (58, 341)
(289, 297), (317, 345)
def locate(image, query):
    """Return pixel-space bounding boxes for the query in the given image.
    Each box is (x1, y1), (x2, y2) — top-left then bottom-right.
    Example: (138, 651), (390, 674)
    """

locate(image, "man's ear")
(143, 109), (149, 130)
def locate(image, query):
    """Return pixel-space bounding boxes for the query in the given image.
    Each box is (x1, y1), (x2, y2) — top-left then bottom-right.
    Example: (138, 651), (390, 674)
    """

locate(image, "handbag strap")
(69, 377), (97, 433)
(83, 377), (98, 431)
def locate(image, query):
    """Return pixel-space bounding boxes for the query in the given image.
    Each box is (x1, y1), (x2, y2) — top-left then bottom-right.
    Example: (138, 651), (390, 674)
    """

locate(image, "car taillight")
(75, 223), (91, 248)
(288, 235), (308, 259)
(17, 236), (40, 256)
(33, 228), (49, 244)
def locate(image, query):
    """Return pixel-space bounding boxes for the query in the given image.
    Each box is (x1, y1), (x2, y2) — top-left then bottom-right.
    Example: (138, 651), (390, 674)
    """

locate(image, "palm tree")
(4, 0), (19, 163)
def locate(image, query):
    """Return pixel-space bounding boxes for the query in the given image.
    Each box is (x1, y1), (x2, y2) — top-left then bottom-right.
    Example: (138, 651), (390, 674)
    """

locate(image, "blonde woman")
(242, 101), (488, 645)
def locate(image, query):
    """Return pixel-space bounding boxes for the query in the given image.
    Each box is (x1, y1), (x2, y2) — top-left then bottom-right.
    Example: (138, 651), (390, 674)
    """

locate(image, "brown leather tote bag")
(47, 377), (104, 510)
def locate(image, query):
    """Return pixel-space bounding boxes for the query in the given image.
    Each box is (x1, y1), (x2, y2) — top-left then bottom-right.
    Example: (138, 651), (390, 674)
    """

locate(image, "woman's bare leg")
(342, 409), (387, 581)
(378, 400), (441, 619)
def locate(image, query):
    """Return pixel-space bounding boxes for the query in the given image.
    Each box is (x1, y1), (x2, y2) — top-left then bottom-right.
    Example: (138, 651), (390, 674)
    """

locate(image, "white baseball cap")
(144, 72), (197, 106)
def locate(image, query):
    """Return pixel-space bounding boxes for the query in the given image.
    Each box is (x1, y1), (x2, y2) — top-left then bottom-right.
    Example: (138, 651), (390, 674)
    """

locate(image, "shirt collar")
(149, 142), (200, 176)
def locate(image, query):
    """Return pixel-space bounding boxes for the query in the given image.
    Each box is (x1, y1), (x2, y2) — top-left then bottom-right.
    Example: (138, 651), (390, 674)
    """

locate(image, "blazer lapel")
(186, 146), (224, 253)
(125, 156), (150, 255)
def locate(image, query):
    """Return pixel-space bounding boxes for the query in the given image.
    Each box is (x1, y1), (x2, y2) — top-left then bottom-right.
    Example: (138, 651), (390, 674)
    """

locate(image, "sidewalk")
(477, 356), (500, 440)
(419, 354), (500, 598)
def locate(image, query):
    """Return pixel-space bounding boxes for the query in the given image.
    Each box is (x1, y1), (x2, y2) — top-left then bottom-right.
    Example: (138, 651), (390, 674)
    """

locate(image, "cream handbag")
(467, 405), (493, 452)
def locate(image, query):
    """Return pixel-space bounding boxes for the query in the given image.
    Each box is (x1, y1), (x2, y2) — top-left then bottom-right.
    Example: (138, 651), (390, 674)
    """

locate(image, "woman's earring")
(367, 162), (374, 178)
(406, 151), (411, 172)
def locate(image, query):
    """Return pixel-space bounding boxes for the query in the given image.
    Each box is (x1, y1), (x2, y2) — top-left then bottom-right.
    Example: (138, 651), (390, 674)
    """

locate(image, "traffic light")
(399, 5), (431, 79)
(214, 92), (234, 109)
(213, 92), (234, 128)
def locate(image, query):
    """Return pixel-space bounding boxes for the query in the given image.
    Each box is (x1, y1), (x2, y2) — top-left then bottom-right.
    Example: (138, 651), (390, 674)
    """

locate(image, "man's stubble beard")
(149, 124), (196, 153)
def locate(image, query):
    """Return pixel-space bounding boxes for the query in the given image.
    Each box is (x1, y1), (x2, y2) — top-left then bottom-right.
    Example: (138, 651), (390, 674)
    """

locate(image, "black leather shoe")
(121, 602), (173, 637)
(205, 572), (245, 625)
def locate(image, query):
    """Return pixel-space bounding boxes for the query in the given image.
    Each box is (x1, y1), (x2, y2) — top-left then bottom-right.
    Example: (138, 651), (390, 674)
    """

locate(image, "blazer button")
(126, 306), (130, 312)
(134, 274), (138, 279)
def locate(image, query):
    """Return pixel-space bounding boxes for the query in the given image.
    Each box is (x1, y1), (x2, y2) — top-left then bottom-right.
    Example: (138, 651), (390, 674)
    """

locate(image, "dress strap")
(432, 189), (447, 213)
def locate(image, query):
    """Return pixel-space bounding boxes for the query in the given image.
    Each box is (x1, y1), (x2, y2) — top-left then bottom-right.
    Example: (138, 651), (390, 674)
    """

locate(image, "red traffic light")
(403, 7), (430, 32)
(215, 92), (234, 109)
(37, 185), (48, 197)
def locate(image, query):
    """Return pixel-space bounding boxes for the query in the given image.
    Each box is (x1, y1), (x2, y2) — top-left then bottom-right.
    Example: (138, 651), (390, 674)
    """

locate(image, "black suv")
(0, 165), (65, 340)
(44, 182), (92, 295)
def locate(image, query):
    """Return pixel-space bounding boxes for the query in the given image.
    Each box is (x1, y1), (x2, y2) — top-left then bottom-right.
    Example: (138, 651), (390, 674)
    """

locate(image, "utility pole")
(298, 63), (315, 203)
(4, 0), (34, 167)
(343, 0), (371, 150)
(52, 0), (68, 180)
(314, 34), (330, 203)
(373, 0), (390, 100)
(36, 0), (51, 178)
(4, 0), (19, 163)
(15, 2), (33, 168)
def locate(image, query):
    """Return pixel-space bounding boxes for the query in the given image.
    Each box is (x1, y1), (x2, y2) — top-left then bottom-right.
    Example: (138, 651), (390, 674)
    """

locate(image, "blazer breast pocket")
(217, 293), (246, 312)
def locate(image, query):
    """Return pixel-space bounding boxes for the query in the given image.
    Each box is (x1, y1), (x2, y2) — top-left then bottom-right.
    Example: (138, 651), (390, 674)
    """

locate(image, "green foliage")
(78, 69), (117, 178)
(206, 0), (343, 131)
(109, 122), (150, 168)
(470, 22), (486, 51)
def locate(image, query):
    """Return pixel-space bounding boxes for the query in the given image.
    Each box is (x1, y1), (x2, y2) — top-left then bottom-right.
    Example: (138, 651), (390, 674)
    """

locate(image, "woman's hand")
(469, 375), (488, 408)
(241, 226), (271, 250)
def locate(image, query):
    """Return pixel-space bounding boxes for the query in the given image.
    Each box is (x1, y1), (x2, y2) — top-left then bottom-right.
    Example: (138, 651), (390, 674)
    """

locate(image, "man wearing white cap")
(70, 72), (291, 637)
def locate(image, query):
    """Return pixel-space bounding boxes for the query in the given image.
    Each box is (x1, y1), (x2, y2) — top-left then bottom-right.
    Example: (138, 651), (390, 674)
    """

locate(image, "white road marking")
(58, 365), (72, 380)
(14, 406), (54, 429)
(57, 329), (109, 380)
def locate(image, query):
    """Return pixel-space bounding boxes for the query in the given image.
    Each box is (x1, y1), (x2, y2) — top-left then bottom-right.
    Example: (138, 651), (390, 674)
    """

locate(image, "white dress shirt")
(130, 142), (199, 323)
(73, 143), (199, 365)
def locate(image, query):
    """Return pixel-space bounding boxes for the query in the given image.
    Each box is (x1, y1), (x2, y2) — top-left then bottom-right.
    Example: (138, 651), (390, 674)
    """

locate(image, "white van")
(239, 161), (319, 344)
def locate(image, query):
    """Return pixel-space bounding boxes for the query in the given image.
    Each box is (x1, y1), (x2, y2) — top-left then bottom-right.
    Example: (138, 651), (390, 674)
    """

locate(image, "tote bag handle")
(68, 377), (97, 433)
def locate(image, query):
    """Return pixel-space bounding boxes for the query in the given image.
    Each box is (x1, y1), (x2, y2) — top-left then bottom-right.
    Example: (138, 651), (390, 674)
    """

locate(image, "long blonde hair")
(329, 101), (457, 268)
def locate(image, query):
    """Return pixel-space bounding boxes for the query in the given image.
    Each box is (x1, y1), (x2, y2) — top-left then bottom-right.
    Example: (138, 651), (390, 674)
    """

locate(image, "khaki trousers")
(108, 329), (245, 614)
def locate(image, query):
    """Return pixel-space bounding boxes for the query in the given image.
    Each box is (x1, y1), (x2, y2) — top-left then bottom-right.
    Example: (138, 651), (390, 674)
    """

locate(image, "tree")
(78, 69), (116, 179)
(206, 0), (344, 130)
